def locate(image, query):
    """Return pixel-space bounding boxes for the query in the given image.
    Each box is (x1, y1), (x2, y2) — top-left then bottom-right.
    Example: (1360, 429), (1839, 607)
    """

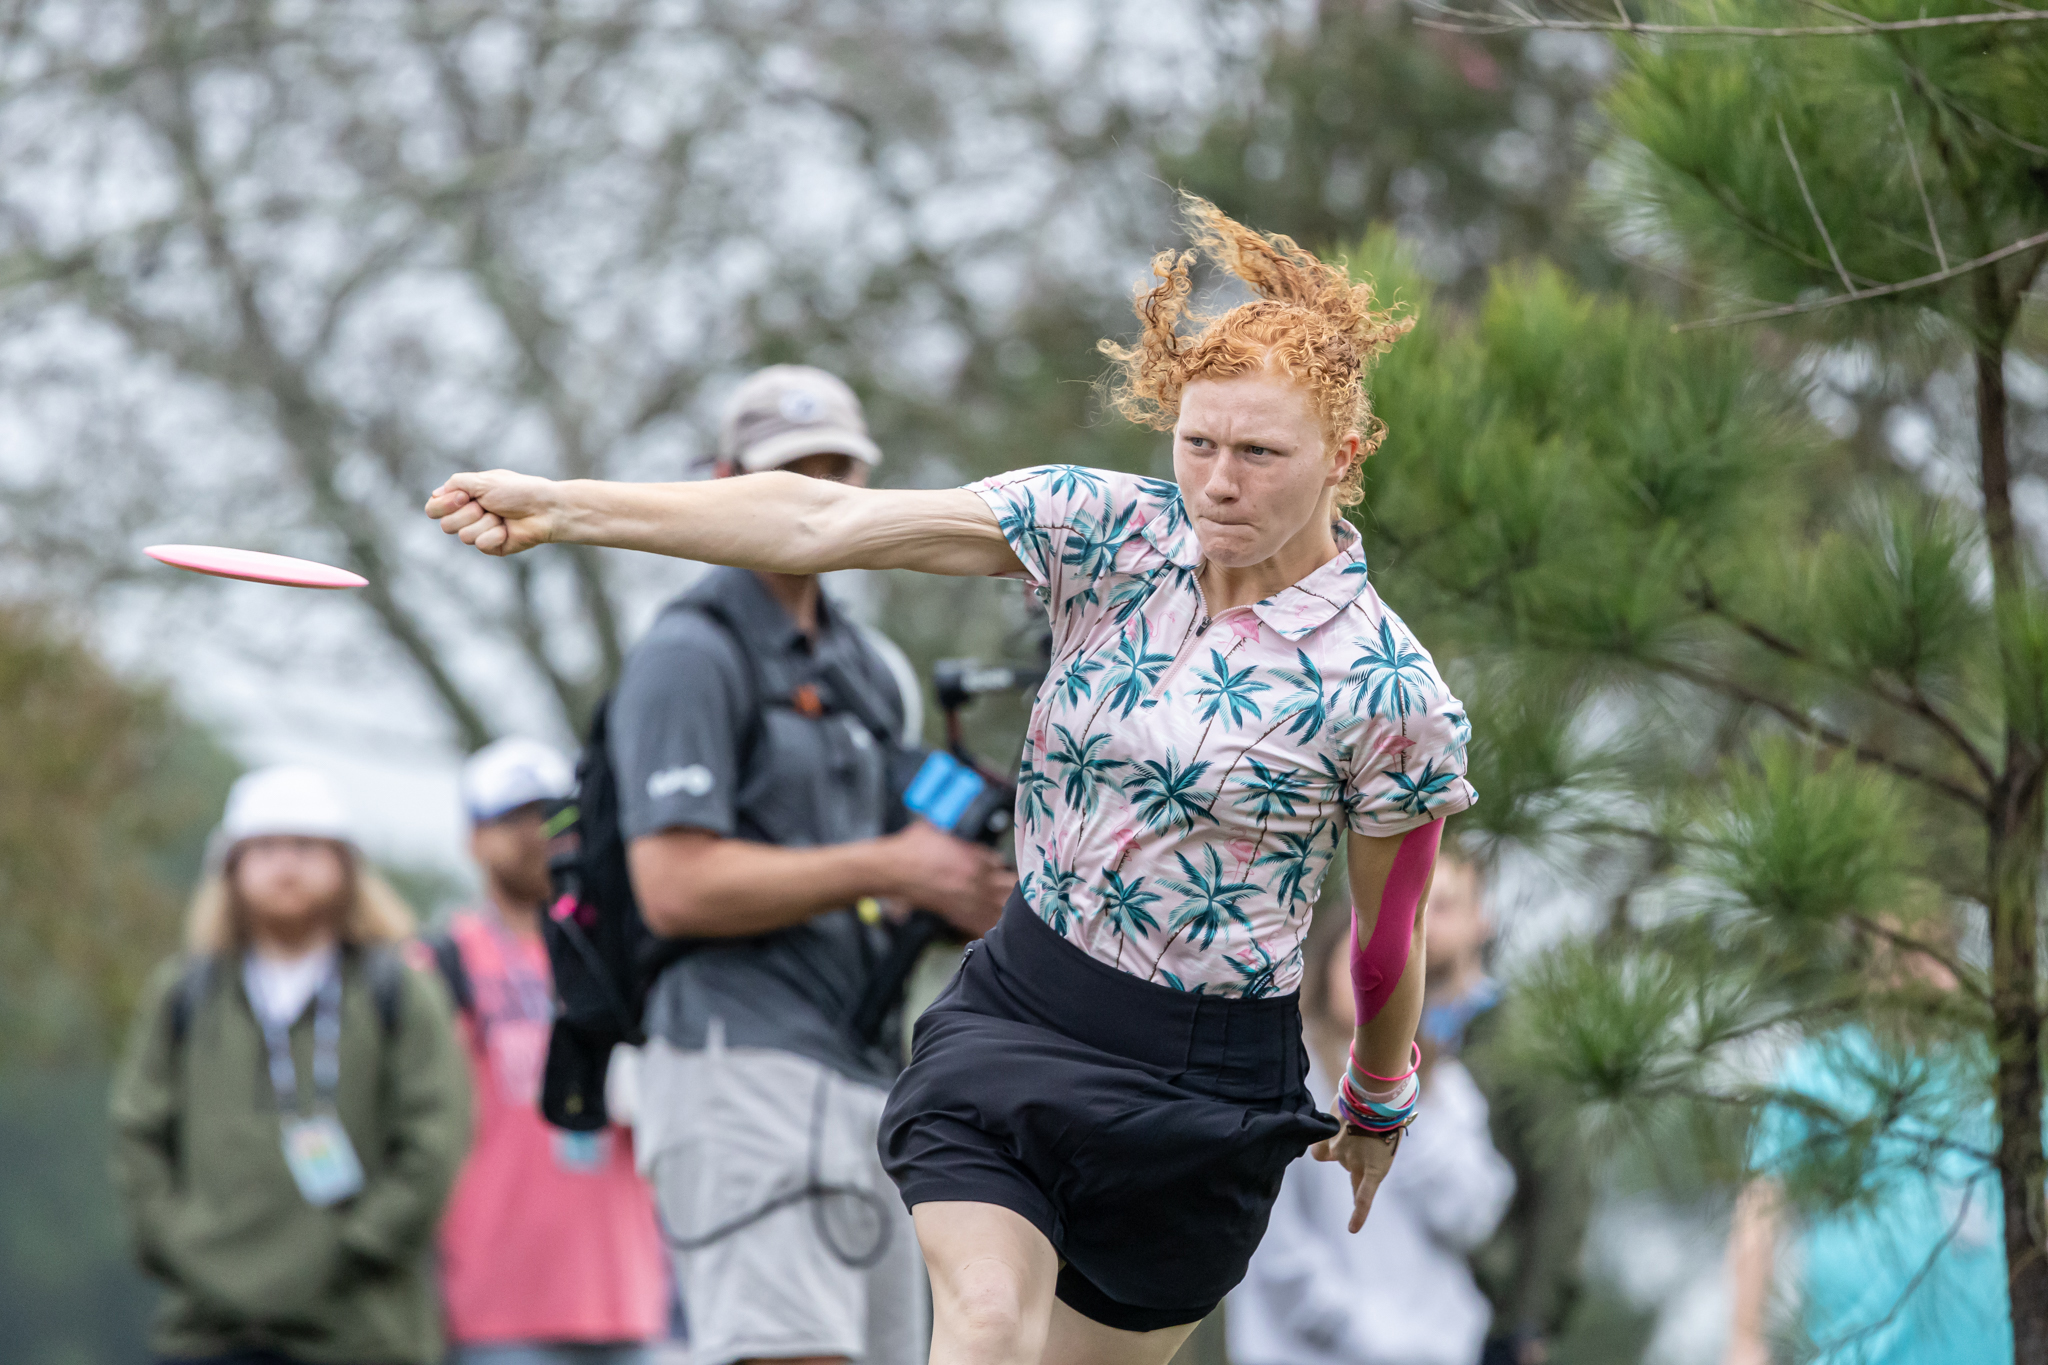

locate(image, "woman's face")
(233, 836), (349, 941)
(1174, 371), (1358, 570)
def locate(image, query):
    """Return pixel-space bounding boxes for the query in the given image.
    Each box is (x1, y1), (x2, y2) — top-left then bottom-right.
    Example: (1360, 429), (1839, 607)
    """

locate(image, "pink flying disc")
(144, 544), (367, 590)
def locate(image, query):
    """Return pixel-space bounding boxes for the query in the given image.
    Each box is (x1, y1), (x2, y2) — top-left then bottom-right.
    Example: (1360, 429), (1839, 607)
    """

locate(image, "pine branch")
(1777, 115), (1856, 294)
(1412, 0), (2048, 35)
(1847, 914), (1993, 1003)
(1891, 90), (1949, 273)
(1689, 586), (1999, 788)
(1672, 229), (2048, 330)
(1650, 657), (1987, 808)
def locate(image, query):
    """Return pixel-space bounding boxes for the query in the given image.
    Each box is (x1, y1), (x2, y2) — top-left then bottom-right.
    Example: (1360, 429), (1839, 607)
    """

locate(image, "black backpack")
(538, 596), (918, 1131)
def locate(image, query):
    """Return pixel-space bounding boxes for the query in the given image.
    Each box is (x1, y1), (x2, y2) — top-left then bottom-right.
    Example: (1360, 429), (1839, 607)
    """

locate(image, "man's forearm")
(630, 830), (900, 938)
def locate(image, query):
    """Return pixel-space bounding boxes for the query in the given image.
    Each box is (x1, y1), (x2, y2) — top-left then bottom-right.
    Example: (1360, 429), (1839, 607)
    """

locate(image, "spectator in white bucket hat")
(111, 764), (469, 1365)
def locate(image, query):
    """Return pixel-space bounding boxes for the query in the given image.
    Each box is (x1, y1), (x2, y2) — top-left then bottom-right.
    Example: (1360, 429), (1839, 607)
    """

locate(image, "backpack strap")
(168, 954), (215, 1048)
(690, 594), (904, 751)
(687, 596), (771, 772)
(359, 944), (407, 1035)
(422, 930), (475, 1016)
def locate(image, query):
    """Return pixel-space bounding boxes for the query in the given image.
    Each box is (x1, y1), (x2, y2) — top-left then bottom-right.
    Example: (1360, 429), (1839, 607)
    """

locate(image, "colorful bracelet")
(1335, 1042), (1420, 1135)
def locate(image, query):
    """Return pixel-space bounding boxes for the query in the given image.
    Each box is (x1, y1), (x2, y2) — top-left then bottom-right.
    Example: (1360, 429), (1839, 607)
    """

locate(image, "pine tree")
(1163, 5), (1613, 297)
(1349, 8), (2048, 1353)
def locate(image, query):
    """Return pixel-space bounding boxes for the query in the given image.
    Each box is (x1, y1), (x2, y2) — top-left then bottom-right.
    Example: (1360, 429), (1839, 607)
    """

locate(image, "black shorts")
(879, 890), (1338, 1333)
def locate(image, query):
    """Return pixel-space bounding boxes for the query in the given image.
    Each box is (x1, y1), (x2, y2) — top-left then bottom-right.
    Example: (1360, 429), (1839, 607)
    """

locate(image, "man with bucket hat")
(610, 366), (1009, 1365)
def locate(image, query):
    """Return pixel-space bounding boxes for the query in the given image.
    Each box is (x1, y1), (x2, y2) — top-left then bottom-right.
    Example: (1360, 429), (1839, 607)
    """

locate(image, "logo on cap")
(779, 390), (823, 424)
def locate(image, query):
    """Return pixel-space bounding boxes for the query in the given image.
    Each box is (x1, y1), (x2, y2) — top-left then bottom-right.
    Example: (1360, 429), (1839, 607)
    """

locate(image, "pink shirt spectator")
(968, 465), (1477, 998)
(436, 910), (668, 1345)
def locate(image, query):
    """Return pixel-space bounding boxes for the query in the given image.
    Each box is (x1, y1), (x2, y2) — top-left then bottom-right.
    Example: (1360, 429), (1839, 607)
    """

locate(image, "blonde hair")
(1099, 195), (1413, 508)
(184, 841), (416, 955)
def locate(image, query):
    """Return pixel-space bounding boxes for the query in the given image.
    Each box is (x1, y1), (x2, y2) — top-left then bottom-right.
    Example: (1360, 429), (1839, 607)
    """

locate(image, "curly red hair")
(1099, 196), (1412, 508)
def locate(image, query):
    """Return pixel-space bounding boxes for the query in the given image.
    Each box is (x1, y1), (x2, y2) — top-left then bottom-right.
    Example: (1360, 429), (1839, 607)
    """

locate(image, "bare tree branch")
(1672, 229), (2048, 330)
(1892, 90), (1949, 274)
(1650, 656), (1988, 808)
(147, 0), (496, 746)
(1776, 114), (1855, 294)
(1688, 584), (2000, 788)
(1413, 0), (2048, 36)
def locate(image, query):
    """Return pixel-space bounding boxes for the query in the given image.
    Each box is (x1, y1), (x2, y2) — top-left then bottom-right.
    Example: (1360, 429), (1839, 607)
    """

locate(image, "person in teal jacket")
(111, 765), (470, 1365)
(1722, 930), (2010, 1365)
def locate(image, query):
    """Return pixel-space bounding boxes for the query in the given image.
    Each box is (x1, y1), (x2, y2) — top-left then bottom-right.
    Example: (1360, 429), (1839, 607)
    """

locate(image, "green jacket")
(110, 947), (471, 1365)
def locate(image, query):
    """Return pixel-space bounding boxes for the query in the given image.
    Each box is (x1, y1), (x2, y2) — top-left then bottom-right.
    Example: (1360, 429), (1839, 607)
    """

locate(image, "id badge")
(552, 1127), (612, 1174)
(281, 1111), (366, 1207)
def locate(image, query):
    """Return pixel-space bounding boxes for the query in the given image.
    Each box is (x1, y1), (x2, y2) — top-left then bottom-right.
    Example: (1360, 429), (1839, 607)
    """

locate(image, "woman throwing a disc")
(428, 198), (1475, 1365)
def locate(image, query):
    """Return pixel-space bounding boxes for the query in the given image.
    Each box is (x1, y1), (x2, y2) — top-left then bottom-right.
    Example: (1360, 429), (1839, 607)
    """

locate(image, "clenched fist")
(425, 471), (563, 556)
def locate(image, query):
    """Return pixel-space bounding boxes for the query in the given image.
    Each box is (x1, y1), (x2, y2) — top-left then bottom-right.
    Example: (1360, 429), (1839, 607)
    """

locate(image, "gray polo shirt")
(609, 566), (909, 1087)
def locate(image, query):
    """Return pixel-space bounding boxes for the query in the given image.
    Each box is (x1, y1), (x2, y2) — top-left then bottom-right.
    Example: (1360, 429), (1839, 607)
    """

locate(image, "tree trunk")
(1979, 341), (2048, 1361)
(1989, 813), (2048, 1363)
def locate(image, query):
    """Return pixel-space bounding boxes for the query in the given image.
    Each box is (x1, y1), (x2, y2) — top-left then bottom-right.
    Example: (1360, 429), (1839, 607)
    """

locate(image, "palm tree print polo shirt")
(968, 464), (1478, 999)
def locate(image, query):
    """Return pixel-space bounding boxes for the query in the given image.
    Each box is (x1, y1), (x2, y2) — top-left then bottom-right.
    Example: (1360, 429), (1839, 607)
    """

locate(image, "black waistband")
(973, 887), (1307, 1101)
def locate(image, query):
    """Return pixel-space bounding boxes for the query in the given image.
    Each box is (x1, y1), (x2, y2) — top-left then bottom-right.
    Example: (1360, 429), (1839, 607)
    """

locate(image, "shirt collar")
(1135, 487), (1371, 640)
(708, 566), (839, 654)
(1131, 479), (1203, 570)
(1251, 519), (1371, 641)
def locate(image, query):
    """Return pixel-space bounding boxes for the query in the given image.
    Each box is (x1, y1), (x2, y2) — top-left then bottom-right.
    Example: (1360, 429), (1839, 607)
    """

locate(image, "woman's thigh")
(910, 1202), (1202, 1365)
(1040, 1300), (1199, 1365)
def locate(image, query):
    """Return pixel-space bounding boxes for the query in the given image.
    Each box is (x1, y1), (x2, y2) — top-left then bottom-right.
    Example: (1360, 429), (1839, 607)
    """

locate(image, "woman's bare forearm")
(1353, 949), (1426, 1081)
(1345, 826), (1436, 1079)
(437, 469), (1022, 576)
(548, 472), (847, 570)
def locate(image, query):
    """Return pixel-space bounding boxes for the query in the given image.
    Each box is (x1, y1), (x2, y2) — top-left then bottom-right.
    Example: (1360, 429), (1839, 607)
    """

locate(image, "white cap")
(718, 365), (882, 473)
(461, 737), (575, 824)
(220, 765), (355, 845)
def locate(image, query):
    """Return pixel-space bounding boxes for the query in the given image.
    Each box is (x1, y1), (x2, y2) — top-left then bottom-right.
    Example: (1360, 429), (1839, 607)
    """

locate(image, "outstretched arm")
(424, 469), (1024, 577)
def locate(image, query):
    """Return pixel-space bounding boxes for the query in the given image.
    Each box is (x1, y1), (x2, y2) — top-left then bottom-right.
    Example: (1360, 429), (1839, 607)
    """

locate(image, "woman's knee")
(914, 1201), (1058, 1364)
(941, 1256), (1031, 1342)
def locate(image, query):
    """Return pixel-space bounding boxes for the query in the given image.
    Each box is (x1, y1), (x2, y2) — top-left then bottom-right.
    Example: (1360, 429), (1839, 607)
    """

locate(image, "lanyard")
(482, 913), (554, 1024)
(250, 964), (343, 1114)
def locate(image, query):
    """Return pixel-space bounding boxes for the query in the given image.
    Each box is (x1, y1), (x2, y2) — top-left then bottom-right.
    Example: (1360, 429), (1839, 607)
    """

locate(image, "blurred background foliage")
(0, 603), (236, 1065)
(4, 0), (2047, 1360)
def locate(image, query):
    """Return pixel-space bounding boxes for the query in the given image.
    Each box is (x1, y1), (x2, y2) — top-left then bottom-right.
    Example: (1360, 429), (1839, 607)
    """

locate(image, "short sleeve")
(965, 464), (1144, 619)
(1343, 619), (1478, 836)
(608, 612), (751, 841)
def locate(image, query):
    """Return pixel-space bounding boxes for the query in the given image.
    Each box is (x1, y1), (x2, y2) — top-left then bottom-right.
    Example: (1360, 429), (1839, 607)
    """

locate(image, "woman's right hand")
(426, 471), (564, 556)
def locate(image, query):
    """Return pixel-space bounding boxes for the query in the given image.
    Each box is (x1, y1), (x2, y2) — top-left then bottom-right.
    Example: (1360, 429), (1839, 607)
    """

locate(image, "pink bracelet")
(1348, 1041), (1422, 1086)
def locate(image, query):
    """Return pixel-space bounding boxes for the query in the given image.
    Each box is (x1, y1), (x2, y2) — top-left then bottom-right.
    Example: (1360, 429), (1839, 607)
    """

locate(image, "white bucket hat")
(220, 765), (355, 845)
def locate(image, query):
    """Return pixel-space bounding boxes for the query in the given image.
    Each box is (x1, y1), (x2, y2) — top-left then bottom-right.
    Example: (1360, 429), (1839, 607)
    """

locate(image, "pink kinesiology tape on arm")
(1351, 818), (1445, 1024)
